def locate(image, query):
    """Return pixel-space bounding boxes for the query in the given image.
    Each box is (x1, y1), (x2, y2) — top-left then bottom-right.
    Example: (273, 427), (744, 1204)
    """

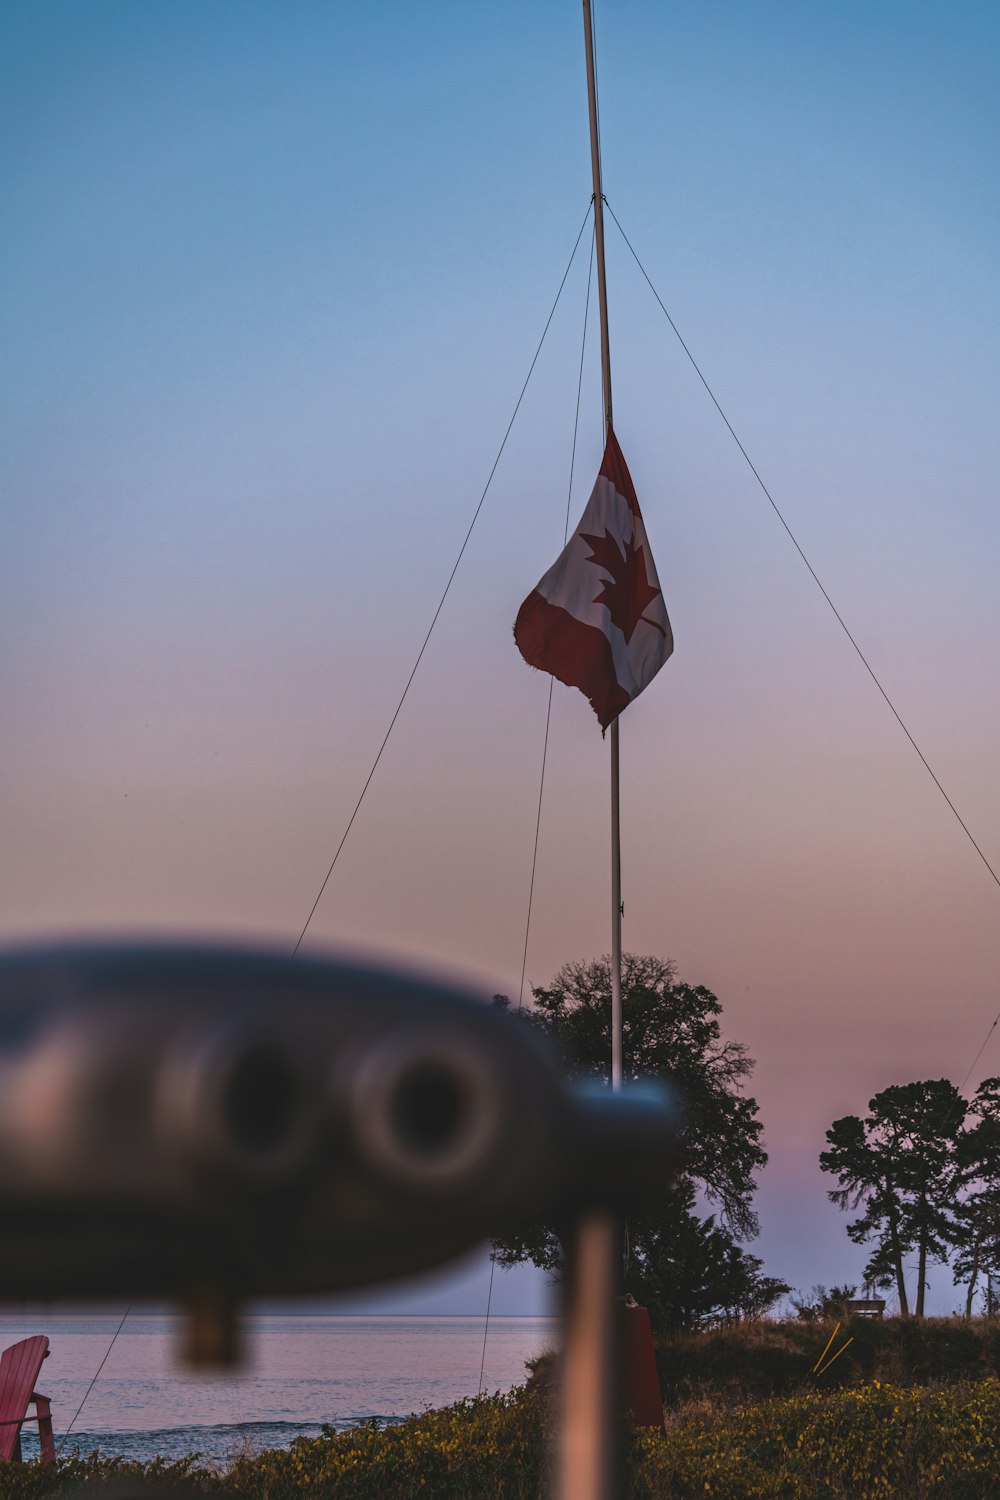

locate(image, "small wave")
(25, 1418), (388, 1467)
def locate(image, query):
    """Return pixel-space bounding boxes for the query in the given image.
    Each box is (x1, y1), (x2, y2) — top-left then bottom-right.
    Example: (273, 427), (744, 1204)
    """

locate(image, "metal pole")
(605, 723), (620, 1092)
(583, 0), (613, 437)
(610, 722), (622, 1089)
(552, 13), (625, 1500)
(581, 0), (622, 1096)
(556, 1213), (622, 1500)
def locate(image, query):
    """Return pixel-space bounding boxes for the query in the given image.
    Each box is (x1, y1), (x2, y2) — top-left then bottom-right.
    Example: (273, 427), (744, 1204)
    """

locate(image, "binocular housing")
(0, 943), (681, 1314)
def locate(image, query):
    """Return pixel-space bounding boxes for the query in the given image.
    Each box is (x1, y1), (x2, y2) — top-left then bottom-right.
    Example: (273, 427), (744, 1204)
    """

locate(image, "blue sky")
(4, 1), (1000, 1316)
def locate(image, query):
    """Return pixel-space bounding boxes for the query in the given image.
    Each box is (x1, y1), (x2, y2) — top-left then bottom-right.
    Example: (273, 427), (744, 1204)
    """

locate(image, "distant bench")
(846, 1299), (885, 1319)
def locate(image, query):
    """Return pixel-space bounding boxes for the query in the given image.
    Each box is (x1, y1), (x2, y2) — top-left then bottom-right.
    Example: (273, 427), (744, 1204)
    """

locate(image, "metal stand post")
(554, 1211), (622, 1500)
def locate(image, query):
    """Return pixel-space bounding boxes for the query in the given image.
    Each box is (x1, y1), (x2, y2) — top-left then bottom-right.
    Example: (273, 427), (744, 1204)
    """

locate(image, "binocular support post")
(555, 1209), (622, 1500)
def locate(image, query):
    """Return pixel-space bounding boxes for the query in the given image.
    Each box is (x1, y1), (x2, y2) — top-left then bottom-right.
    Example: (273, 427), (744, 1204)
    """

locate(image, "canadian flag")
(514, 430), (672, 730)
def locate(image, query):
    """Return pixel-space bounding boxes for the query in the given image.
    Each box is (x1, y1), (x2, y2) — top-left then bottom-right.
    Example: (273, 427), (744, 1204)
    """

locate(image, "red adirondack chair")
(0, 1336), (55, 1464)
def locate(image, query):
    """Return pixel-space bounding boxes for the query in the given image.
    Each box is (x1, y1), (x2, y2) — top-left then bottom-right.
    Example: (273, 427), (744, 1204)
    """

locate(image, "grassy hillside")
(6, 1378), (1000, 1498)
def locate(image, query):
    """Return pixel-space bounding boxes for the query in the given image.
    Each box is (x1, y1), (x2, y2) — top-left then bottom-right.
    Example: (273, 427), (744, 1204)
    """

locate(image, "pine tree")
(954, 1078), (1000, 1316)
(820, 1080), (965, 1317)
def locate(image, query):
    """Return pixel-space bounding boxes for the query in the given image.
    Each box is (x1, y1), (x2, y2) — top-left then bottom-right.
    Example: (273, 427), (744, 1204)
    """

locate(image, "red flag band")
(514, 430), (672, 729)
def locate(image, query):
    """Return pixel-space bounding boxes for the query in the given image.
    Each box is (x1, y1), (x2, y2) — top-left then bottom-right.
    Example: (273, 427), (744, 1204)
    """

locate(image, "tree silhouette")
(953, 1077), (1000, 1316)
(491, 954), (780, 1328)
(820, 1080), (966, 1317)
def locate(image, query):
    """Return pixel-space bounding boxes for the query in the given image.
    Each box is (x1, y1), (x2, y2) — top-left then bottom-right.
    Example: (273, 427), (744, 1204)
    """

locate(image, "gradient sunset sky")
(4, 1), (1000, 1317)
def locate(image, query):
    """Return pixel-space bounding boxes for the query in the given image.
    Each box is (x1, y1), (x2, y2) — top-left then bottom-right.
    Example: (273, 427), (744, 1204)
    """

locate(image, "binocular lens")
(345, 1033), (503, 1193)
(156, 1026), (315, 1182)
(389, 1061), (466, 1158)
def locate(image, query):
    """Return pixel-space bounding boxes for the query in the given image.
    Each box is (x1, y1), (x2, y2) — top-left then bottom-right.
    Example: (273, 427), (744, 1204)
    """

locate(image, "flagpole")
(583, 0), (613, 442)
(581, 0), (622, 1095)
(554, 8), (623, 1500)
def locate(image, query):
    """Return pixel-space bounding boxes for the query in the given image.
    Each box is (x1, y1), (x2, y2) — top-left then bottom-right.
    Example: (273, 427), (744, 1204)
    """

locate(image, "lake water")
(0, 1312), (558, 1466)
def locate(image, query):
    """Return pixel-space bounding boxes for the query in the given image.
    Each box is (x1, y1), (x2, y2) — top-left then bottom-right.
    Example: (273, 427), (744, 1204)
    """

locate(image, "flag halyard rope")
(479, 225), (596, 1398)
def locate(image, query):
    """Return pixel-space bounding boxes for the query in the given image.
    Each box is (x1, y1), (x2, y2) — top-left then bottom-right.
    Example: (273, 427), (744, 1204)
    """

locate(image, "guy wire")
(605, 199), (1000, 1087)
(517, 226), (596, 1013)
(57, 1304), (132, 1455)
(292, 202), (594, 956)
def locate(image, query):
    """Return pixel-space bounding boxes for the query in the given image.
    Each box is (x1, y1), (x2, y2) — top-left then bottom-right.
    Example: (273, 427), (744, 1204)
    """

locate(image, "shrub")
(222, 1388), (547, 1499)
(633, 1379), (1000, 1499)
(656, 1315), (1000, 1406)
(0, 1452), (218, 1497)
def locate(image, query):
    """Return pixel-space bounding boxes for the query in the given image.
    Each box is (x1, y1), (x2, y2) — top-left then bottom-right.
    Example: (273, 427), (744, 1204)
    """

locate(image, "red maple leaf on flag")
(580, 527), (665, 644)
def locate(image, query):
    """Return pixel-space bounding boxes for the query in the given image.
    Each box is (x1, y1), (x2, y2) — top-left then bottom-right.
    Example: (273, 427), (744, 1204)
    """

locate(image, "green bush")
(0, 1452), (219, 1497)
(656, 1316), (1000, 1406)
(222, 1389), (547, 1499)
(635, 1379), (1000, 1499)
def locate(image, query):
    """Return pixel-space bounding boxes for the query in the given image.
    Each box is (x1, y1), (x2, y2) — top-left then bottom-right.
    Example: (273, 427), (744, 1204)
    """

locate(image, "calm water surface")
(0, 1313), (558, 1465)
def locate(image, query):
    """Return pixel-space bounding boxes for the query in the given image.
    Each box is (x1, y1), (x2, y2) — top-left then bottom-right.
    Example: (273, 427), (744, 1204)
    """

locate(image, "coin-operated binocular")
(0, 942), (682, 1499)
